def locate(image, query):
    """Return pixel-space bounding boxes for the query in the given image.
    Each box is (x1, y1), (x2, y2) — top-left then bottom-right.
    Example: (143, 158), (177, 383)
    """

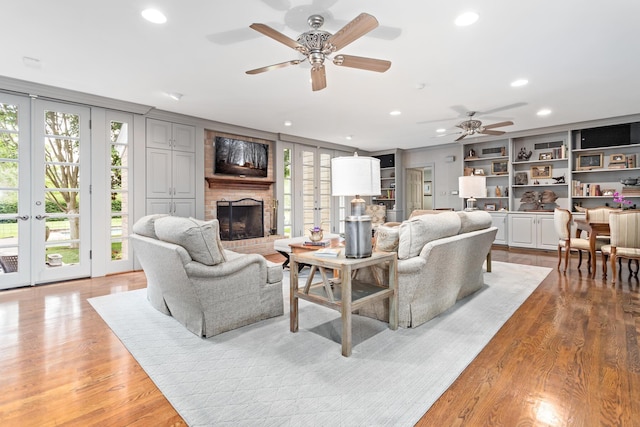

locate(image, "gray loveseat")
(357, 210), (497, 328)
(131, 214), (284, 338)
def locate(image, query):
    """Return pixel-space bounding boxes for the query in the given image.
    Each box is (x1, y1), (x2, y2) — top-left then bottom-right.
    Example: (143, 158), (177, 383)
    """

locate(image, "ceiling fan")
(448, 111), (514, 142)
(245, 13), (391, 91)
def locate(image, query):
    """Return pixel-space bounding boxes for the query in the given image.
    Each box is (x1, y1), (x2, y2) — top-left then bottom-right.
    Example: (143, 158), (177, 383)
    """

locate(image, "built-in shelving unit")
(462, 139), (510, 211)
(371, 149), (404, 222)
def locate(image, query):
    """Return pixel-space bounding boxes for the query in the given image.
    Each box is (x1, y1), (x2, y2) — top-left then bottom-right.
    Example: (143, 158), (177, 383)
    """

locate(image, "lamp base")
(465, 197), (478, 211)
(344, 216), (372, 258)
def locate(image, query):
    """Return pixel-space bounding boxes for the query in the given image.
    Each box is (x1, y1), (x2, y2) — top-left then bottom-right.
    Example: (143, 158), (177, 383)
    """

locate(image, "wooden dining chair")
(601, 211), (640, 283)
(585, 206), (619, 240)
(554, 208), (599, 273)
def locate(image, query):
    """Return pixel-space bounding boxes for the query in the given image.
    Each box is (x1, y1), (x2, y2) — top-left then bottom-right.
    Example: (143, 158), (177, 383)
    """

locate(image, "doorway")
(405, 165), (435, 216)
(0, 95), (91, 289)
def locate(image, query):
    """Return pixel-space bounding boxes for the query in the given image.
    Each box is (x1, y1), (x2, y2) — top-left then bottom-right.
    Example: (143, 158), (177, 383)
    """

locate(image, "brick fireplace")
(204, 130), (280, 255)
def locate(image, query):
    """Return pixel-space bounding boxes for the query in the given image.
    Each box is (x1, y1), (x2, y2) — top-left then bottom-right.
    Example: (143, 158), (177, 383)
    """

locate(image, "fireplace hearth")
(217, 198), (264, 241)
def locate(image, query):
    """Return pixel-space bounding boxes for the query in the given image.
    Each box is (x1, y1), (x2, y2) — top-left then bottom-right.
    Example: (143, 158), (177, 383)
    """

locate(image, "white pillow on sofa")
(457, 210), (492, 234)
(154, 216), (227, 266)
(132, 214), (168, 239)
(397, 211), (461, 259)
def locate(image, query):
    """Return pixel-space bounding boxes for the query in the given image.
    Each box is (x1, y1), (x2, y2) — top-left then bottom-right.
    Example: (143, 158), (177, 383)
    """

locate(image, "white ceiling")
(4, 0), (640, 151)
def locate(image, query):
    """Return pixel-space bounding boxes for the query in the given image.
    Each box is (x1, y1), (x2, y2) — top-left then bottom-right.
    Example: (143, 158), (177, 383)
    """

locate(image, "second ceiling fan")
(449, 111), (514, 141)
(245, 13), (391, 91)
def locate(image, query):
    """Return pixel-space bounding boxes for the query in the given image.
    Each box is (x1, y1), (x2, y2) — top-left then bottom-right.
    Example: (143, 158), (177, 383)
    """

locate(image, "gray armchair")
(131, 215), (283, 337)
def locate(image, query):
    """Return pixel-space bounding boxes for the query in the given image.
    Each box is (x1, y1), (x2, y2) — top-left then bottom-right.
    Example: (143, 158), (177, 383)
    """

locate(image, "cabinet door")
(172, 151), (196, 198)
(491, 214), (508, 245)
(537, 215), (558, 250)
(172, 123), (195, 152)
(146, 119), (172, 149)
(508, 214), (536, 248)
(146, 149), (172, 198)
(146, 199), (172, 215)
(173, 199), (196, 217)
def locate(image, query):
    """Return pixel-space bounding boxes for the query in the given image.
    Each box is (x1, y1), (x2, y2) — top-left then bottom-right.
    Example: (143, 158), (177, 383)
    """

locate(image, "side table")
(289, 250), (398, 357)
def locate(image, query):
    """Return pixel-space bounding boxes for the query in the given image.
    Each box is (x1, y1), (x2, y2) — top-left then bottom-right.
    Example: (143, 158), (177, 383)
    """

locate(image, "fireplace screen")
(217, 198), (264, 241)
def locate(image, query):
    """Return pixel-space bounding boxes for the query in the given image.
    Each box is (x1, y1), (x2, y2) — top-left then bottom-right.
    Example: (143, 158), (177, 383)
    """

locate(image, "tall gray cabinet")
(145, 118), (196, 217)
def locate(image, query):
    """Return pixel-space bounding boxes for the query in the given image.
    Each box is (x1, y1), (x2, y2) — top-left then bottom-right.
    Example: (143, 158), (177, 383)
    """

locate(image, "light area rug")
(89, 261), (550, 426)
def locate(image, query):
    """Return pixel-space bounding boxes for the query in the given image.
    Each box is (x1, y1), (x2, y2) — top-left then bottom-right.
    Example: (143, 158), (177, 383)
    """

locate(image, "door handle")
(16, 215), (30, 221)
(35, 214), (49, 220)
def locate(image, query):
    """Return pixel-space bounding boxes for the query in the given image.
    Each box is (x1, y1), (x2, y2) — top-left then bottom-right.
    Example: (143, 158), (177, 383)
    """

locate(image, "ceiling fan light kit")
(453, 111), (514, 141)
(246, 13), (391, 91)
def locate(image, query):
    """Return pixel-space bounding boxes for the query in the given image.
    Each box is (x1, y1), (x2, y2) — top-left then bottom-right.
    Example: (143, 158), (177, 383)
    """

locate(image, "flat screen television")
(214, 136), (268, 178)
(581, 124), (631, 149)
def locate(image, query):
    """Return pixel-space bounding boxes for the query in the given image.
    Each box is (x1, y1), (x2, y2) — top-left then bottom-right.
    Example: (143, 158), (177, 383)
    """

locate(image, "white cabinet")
(145, 119), (196, 217)
(508, 212), (557, 250)
(490, 212), (508, 245)
(146, 119), (195, 152)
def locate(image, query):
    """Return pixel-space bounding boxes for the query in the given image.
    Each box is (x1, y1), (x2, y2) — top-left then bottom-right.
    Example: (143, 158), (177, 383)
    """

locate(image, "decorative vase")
(309, 230), (323, 242)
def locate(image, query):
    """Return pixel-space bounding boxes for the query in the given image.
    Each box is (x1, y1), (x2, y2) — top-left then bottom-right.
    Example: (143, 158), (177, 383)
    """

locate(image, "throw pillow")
(397, 211), (461, 259)
(154, 217), (226, 266)
(374, 225), (400, 252)
(457, 210), (492, 233)
(132, 214), (168, 239)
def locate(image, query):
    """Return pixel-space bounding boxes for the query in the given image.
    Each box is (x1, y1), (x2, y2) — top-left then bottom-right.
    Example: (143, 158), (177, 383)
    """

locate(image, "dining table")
(574, 218), (610, 276)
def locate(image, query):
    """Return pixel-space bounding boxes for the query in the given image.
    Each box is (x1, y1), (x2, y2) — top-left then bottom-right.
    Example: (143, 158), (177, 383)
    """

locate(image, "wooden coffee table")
(289, 250), (398, 357)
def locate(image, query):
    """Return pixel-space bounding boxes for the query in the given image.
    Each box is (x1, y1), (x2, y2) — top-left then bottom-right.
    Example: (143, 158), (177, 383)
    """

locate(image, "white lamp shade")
(331, 155), (381, 196)
(458, 175), (486, 198)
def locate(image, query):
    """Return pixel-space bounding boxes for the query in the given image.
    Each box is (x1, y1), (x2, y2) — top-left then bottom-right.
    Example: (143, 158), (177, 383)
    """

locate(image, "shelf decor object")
(331, 153), (381, 258)
(491, 160), (508, 175)
(458, 175), (486, 211)
(577, 153), (604, 170)
(530, 165), (553, 179)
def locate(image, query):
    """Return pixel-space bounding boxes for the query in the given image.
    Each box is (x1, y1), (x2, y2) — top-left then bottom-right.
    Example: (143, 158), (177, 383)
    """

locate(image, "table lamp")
(458, 175), (486, 211)
(331, 153), (381, 258)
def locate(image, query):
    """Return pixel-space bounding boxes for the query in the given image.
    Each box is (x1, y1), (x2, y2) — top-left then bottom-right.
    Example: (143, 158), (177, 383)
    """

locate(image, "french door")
(0, 95), (91, 289)
(299, 147), (333, 236)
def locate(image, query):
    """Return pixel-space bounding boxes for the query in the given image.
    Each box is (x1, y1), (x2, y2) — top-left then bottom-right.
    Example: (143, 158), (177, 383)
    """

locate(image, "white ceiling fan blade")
(249, 23), (305, 51)
(246, 60), (301, 74)
(479, 129), (506, 136)
(311, 66), (327, 91)
(482, 120), (514, 130)
(332, 54), (391, 72)
(325, 13), (378, 52)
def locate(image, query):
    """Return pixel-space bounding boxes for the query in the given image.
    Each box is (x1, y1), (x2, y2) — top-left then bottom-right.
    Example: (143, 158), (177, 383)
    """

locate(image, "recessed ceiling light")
(167, 92), (183, 101)
(436, 128), (447, 133)
(537, 109), (552, 116)
(141, 8), (167, 24)
(389, 110), (402, 116)
(455, 12), (479, 27)
(346, 135), (353, 140)
(511, 79), (529, 87)
(283, 120), (292, 127)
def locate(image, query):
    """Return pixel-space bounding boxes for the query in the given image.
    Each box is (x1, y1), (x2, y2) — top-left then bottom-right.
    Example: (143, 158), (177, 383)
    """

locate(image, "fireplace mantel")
(205, 176), (274, 189)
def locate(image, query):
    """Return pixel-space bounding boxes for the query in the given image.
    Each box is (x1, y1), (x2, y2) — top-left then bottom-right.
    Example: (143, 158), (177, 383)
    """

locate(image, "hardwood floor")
(1, 249), (638, 426)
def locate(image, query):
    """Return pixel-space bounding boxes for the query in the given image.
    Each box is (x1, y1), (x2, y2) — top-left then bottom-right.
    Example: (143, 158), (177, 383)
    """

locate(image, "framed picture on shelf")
(577, 153), (603, 170)
(484, 203), (496, 211)
(530, 165), (552, 179)
(539, 152), (554, 160)
(602, 188), (616, 196)
(473, 168), (485, 176)
(491, 160), (508, 175)
(514, 172), (528, 185)
(609, 153), (626, 162)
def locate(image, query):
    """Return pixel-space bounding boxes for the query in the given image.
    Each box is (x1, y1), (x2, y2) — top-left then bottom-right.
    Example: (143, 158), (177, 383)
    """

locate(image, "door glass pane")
(43, 110), (81, 267)
(0, 103), (20, 274)
(45, 216), (79, 265)
(110, 120), (129, 261)
(282, 148), (292, 237)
